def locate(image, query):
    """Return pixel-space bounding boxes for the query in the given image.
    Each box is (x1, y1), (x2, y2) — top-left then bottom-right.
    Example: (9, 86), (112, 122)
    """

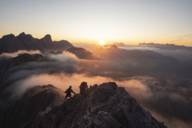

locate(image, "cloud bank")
(0, 47), (192, 128)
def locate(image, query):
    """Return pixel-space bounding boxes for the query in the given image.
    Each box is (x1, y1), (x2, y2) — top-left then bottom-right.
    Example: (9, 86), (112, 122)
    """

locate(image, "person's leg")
(65, 93), (72, 99)
(69, 93), (72, 98)
(65, 93), (70, 99)
(64, 95), (68, 99)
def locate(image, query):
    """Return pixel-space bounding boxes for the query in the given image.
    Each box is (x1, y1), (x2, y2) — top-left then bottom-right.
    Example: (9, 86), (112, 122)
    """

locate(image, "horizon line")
(0, 32), (192, 46)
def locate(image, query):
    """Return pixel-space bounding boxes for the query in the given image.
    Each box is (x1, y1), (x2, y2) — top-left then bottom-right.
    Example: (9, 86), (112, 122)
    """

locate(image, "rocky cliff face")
(0, 33), (94, 59)
(1, 82), (167, 128)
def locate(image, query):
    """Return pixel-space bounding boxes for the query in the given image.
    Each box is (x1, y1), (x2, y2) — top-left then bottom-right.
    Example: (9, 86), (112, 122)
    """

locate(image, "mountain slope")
(1, 82), (167, 128)
(0, 33), (94, 59)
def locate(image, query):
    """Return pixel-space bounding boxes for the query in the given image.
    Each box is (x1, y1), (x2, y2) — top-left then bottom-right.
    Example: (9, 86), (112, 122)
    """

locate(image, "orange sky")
(0, 0), (192, 46)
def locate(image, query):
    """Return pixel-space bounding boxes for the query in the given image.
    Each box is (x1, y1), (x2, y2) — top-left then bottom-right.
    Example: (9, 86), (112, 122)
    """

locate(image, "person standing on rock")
(80, 82), (88, 97)
(64, 86), (75, 99)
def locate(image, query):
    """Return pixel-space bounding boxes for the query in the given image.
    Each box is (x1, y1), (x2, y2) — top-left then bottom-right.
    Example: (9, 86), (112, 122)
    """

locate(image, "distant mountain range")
(0, 32), (94, 59)
(139, 43), (192, 49)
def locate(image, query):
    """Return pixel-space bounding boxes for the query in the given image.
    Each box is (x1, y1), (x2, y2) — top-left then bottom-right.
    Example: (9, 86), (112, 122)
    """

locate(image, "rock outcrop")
(0, 33), (94, 59)
(1, 82), (167, 128)
(1, 85), (64, 128)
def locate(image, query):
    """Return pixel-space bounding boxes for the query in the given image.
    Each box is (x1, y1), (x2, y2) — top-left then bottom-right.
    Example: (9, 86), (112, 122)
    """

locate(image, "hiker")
(80, 81), (88, 97)
(64, 86), (75, 99)
(89, 84), (98, 92)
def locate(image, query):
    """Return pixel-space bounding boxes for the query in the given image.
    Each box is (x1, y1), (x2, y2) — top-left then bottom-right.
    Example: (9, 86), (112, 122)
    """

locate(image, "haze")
(0, 0), (192, 45)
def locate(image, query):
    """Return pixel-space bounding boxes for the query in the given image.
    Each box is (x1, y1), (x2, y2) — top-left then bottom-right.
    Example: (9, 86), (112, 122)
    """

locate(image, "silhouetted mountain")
(41, 34), (52, 43)
(0, 33), (94, 59)
(0, 53), (46, 98)
(0, 82), (167, 128)
(1, 85), (64, 128)
(139, 43), (192, 50)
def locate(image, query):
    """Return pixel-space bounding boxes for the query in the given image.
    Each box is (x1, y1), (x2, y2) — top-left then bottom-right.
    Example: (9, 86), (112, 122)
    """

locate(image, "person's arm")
(72, 90), (76, 94)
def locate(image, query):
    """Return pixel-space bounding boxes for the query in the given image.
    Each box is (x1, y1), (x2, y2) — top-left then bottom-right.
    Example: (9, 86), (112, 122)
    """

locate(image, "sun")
(98, 39), (106, 46)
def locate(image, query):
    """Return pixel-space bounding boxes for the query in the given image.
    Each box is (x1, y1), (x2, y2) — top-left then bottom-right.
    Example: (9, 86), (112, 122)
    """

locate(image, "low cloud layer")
(0, 47), (192, 128)
(0, 50), (41, 58)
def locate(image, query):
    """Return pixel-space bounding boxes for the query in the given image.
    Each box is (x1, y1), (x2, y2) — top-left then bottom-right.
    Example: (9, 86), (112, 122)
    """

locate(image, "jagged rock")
(1, 34), (15, 41)
(41, 34), (52, 43)
(12, 53), (44, 63)
(67, 47), (95, 59)
(0, 33), (95, 59)
(0, 82), (167, 128)
(17, 32), (33, 41)
(1, 85), (64, 128)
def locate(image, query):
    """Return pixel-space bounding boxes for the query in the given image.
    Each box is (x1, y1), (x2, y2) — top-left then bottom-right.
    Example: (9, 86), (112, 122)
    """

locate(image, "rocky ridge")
(1, 82), (167, 128)
(0, 32), (94, 59)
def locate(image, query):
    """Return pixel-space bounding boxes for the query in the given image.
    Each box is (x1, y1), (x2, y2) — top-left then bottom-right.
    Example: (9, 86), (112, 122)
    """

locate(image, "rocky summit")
(0, 33), (94, 59)
(1, 82), (167, 128)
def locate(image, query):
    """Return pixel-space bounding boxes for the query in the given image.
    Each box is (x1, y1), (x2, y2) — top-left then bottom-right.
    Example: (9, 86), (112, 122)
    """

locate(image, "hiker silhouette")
(64, 86), (75, 99)
(80, 82), (88, 97)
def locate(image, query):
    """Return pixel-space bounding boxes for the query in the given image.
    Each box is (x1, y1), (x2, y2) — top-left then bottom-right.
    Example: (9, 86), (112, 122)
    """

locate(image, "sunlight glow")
(98, 39), (106, 46)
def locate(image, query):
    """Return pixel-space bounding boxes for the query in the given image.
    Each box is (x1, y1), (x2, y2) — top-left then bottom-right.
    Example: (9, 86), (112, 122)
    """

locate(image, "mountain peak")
(17, 32), (33, 40)
(2, 82), (167, 128)
(41, 34), (52, 42)
(0, 33), (94, 59)
(18, 32), (26, 36)
(1, 34), (15, 40)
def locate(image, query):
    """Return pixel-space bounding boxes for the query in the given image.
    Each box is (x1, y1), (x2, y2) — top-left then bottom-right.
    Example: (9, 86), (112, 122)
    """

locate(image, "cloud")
(0, 50), (41, 58)
(0, 47), (192, 128)
(152, 111), (192, 128)
(129, 77), (192, 128)
(48, 51), (79, 62)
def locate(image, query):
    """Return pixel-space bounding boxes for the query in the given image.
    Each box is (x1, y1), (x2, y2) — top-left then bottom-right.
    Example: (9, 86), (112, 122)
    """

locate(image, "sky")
(0, 0), (192, 45)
